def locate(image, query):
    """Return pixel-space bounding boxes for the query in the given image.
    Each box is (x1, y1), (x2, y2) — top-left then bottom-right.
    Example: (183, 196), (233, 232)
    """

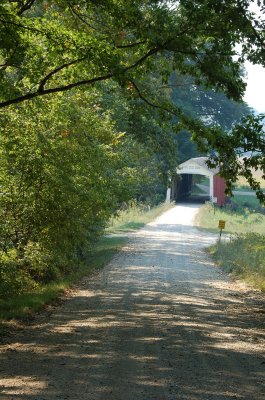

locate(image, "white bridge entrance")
(168, 157), (227, 205)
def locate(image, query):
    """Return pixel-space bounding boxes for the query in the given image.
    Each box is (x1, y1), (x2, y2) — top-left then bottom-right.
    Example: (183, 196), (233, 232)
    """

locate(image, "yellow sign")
(218, 220), (226, 229)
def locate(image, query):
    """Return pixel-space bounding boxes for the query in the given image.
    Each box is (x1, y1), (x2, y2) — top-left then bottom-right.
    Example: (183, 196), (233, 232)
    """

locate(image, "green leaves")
(0, 91), (128, 293)
(0, 0), (265, 297)
(1, 0), (264, 108)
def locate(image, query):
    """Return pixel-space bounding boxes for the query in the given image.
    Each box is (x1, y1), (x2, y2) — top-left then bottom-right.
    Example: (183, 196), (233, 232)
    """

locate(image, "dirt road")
(0, 204), (264, 400)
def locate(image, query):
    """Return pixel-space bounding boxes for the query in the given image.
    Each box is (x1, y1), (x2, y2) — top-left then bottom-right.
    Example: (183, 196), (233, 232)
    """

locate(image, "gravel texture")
(0, 204), (264, 400)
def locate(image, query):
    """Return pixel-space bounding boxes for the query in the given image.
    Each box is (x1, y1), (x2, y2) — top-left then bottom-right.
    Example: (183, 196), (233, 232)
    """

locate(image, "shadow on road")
(0, 206), (264, 400)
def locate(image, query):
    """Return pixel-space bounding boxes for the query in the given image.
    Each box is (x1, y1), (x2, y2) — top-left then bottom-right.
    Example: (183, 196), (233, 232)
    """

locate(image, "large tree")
(0, 0), (260, 106)
(0, 0), (265, 199)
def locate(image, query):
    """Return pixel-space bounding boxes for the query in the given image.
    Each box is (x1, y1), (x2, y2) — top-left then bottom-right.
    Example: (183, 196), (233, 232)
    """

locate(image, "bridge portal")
(170, 157), (227, 206)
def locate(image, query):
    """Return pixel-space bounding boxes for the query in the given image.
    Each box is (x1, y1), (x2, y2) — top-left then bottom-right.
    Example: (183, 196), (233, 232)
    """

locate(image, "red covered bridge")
(170, 157), (228, 206)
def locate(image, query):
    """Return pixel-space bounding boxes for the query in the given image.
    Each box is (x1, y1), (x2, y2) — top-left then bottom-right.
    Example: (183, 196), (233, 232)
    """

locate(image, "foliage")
(0, 90), (155, 297)
(0, 1), (265, 197)
(0, 201), (170, 320)
(236, 170), (265, 190)
(0, 0), (255, 106)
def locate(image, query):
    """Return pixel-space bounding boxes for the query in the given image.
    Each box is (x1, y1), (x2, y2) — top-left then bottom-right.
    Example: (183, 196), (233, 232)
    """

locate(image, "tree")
(0, 0), (263, 108)
(0, 88), (160, 295)
(169, 72), (253, 163)
(1, 1), (265, 297)
(1, 0), (263, 103)
(0, 0), (264, 198)
(0, 75), (180, 296)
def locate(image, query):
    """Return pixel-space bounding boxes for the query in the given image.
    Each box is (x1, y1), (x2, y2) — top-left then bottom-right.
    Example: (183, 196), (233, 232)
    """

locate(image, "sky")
(243, 61), (265, 113)
(243, 2), (265, 113)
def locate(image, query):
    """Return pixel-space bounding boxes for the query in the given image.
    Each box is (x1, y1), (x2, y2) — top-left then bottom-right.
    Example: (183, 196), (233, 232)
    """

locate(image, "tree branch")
(0, 46), (161, 109)
(38, 57), (87, 92)
(68, 3), (98, 31)
(0, 17), (44, 35)
(67, 1), (111, 33)
(128, 79), (179, 117)
(0, 73), (114, 108)
(129, 79), (217, 119)
(17, 0), (36, 16)
(0, 62), (20, 71)
(124, 46), (160, 72)
(116, 41), (146, 49)
(241, 8), (265, 50)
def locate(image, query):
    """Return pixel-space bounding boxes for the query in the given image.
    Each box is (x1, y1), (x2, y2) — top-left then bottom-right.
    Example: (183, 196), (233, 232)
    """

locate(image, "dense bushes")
(0, 90), (169, 297)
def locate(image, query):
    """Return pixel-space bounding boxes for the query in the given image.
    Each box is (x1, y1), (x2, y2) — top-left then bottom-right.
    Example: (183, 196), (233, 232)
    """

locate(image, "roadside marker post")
(218, 220), (226, 240)
(212, 197), (217, 215)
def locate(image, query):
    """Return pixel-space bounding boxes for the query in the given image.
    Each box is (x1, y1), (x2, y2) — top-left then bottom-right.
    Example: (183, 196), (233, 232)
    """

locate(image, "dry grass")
(107, 201), (174, 232)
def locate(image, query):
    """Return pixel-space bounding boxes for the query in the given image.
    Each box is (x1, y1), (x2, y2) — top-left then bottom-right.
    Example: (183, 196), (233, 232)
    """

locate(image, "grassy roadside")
(208, 233), (265, 291)
(107, 201), (174, 232)
(196, 203), (265, 292)
(196, 202), (265, 235)
(0, 202), (173, 324)
(0, 236), (127, 322)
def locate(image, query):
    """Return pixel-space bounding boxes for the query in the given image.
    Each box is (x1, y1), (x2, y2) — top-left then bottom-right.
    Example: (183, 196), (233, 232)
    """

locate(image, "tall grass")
(107, 201), (174, 232)
(209, 233), (265, 291)
(197, 203), (265, 291)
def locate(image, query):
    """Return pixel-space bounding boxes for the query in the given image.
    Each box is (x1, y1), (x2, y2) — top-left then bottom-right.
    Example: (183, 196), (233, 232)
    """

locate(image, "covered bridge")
(170, 157), (228, 206)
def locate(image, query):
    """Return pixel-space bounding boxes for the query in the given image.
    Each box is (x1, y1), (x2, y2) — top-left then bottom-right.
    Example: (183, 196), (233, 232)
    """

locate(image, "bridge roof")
(176, 157), (219, 176)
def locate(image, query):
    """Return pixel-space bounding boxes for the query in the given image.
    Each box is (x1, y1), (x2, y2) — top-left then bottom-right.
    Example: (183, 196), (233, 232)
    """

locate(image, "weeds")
(197, 203), (265, 291)
(107, 201), (174, 232)
(210, 233), (265, 291)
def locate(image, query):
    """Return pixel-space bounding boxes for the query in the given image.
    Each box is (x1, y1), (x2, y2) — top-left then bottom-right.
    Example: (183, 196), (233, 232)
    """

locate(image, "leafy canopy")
(0, 0), (265, 198)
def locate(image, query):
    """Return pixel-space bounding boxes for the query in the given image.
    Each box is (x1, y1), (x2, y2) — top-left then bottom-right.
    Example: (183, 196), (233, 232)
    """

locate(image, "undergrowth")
(197, 202), (265, 291)
(0, 236), (127, 321)
(0, 202), (172, 322)
(209, 233), (265, 291)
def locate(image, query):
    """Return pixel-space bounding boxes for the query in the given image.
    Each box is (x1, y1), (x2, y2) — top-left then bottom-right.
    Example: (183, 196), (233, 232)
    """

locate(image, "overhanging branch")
(0, 73), (113, 108)
(38, 57), (87, 92)
(128, 79), (180, 117)
(0, 46), (161, 109)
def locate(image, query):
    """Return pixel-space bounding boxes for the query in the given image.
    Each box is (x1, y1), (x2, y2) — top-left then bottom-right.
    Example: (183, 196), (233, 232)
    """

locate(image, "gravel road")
(0, 204), (264, 400)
